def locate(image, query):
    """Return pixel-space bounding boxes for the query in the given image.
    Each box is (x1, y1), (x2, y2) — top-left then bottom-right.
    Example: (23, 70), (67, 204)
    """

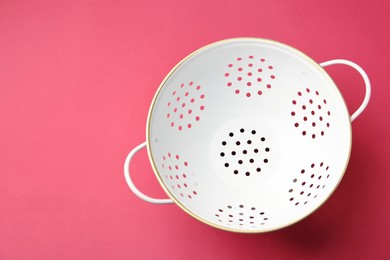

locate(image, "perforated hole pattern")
(291, 88), (331, 139)
(166, 81), (206, 131)
(288, 162), (331, 206)
(225, 56), (276, 97)
(161, 152), (198, 200)
(214, 204), (269, 229)
(219, 128), (270, 177)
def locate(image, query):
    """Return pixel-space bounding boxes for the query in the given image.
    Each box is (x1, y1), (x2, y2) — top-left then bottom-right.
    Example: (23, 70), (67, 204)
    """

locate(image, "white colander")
(124, 38), (371, 233)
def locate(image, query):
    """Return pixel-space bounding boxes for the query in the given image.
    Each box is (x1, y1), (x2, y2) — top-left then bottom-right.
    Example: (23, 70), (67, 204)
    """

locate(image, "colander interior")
(147, 39), (351, 232)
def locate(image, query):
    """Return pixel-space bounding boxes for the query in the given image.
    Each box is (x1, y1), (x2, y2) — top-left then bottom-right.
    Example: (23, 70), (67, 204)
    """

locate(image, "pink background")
(1, 0), (389, 259)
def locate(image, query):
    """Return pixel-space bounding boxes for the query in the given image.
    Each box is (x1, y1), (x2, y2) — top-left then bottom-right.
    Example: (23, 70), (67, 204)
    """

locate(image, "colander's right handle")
(320, 59), (371, 122)
(124, 142), (174, 204)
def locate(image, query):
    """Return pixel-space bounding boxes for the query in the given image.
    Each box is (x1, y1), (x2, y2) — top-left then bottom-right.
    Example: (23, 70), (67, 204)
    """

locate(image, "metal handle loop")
(320, 59), (371, 122)
(124, 142), (173, 204)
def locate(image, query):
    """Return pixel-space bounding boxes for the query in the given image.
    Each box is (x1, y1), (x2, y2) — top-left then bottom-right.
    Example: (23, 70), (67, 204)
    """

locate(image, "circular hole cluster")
(214, 204), (269, 229)
(291, 89), (331, 139)
(166, 81), (206, 131)
(288, 162), (331, 206)
(161, 152), (198, 200)
(219, 128), (270, 177)
(225, 55), (276, 97)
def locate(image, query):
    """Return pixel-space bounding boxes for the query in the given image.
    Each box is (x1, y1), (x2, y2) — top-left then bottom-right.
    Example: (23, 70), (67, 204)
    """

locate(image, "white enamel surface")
(147, 39), (352, 232)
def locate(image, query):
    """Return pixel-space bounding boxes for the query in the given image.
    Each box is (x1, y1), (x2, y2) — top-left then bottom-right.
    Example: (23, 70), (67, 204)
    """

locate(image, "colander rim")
(145, 37), (352, 233)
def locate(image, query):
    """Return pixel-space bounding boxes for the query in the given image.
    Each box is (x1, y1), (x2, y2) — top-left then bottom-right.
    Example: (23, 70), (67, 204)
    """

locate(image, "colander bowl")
(124, 38), (371, 233)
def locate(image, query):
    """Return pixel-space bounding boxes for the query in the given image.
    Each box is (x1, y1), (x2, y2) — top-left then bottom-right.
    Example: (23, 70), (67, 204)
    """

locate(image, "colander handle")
(124, 142), (174, 204)
(320, 59), (371, 122)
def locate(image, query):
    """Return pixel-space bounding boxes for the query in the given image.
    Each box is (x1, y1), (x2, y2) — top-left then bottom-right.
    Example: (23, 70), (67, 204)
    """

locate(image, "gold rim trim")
(145, 37), (352, 233)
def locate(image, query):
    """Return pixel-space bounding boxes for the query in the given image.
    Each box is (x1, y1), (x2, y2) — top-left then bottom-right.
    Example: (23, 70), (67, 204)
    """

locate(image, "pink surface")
(0, 0), (389, 259)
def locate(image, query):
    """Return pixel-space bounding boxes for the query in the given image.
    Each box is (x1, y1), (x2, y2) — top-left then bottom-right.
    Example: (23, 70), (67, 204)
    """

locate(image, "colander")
(124, 38), (371, 233)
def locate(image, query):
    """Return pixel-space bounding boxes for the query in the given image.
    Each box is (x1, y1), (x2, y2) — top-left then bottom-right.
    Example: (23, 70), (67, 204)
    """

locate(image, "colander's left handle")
(124, 142), (174, 204)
